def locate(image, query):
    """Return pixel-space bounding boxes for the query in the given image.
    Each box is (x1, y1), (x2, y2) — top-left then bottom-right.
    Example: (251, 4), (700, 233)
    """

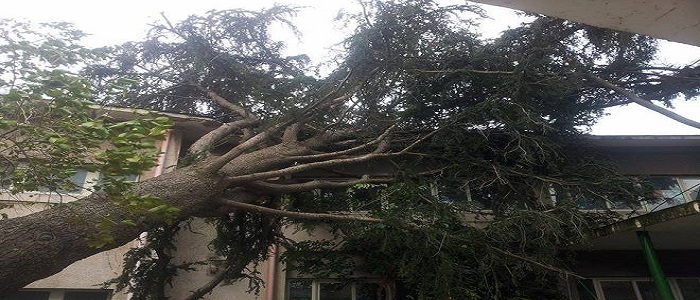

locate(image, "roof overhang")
(92, 105), (221, 142)
(472, 0), (700, 46)
(584, 201), (700, 250)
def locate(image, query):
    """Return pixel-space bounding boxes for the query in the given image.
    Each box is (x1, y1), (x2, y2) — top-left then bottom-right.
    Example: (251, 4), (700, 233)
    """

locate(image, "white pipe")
(264, 244), (279, 300)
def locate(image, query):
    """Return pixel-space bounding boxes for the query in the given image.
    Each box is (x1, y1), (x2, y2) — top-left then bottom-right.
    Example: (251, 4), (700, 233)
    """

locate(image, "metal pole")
(636, 230), (675, 300)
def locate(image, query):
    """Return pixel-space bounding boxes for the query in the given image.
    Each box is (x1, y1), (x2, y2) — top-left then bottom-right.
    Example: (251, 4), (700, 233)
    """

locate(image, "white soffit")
(472, 0), (700, 46)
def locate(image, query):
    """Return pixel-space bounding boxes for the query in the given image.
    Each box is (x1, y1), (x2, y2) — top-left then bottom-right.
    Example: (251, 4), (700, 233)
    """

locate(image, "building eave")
(472, 0), (700, 46)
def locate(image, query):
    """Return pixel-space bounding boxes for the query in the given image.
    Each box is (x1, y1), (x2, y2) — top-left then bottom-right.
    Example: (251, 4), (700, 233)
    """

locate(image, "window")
(648, 176), (700, 212)
(287, 279), (384, 300)
(5, 290), (111, 300)
(593, 278), (700, 300)
(1, 168), (140, 201)
(0, 168), (99, 196)
(37, 169), (90, 193)
(676, 279), (700, 299)
(575, 176), (700, 214)
(433, 181), (493, 210)
(4, 290), (51, 300)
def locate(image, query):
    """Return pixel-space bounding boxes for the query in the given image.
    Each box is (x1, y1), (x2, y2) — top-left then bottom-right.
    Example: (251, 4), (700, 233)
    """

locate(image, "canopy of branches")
(1, 1), (699, 299)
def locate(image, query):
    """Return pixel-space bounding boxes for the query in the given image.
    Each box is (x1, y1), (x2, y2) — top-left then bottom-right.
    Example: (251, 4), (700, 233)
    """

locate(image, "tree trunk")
(0, 168), (227, 296)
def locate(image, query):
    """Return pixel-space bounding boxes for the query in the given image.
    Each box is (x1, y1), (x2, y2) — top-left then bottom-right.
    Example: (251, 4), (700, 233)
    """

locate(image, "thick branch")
(487, 246), (584, 280)
(202, 124), (286, 174)
(192, 84), (259, 121)
(189, 119), (259, 153)
(282, 123), (301, 143)
(287, 125), (396, 164)
(245, 176), (393, 193)
(414, 68), (515, 75)
(226, 151), (395, 184)
(217, 199), (383, 223)
(587, 75), (700, 130)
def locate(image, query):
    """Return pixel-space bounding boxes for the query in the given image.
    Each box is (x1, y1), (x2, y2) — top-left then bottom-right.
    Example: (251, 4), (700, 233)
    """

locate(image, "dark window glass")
(575, 279), (598, 300)
(575, 198), (606, 210)
(635, 281), (657, 300)
(356, 283), (384, 300)
(288, 279), (312, 300)
(319, 282), (352, 300)
(677, 279), (700, 299)
(4, 291), (51, 300)
(599, 281), (636, 300)
(64, 290), (112, 300)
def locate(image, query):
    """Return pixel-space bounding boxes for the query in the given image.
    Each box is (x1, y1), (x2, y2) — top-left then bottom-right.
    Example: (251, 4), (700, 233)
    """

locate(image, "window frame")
(574, 176), (700, 215)
(1, 168), (140, 203)
(286, 278), (383, 300)
(592, 277), (699, 300)
(6, 289), (113, 300)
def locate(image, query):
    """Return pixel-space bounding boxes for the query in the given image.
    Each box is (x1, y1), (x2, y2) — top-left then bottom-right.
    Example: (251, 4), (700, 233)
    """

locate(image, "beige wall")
(166, 218), (264, 300)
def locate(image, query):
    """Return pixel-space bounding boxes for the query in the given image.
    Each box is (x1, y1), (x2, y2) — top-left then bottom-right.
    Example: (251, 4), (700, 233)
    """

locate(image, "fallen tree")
(1, 1), (700, 298)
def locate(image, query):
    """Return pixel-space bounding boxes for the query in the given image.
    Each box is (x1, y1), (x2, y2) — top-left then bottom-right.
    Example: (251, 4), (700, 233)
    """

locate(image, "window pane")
(649, 177), (686, 210)
(356, 283), (384, 300)
(36, 169), (88, 193)
(677, 278), (700, 299)
(64, 290), (112, 300)
(635, 281), (657, 300)
(288, 279), (312, 300)
(575, 198), (606, 210)
(679, 178), (700, 202)
(599, 281), (637, 300)
(575, 279), (598, 300)
(319, 282), (352, 300)
(4, 291), (51, 300)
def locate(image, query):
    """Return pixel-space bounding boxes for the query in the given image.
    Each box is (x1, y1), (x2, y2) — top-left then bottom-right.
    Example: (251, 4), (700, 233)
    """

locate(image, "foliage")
(107, 225), (183, 300)
(1, 0), (700, 299)
(83, 7), (314, 122)
(0, 19), (177, 247)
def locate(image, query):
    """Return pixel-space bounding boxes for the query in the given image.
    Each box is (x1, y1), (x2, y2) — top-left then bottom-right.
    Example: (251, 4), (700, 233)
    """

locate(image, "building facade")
(3, 109), (700, 300)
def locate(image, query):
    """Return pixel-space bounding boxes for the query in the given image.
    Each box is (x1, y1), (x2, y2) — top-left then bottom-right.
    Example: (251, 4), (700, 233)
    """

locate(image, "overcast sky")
(2, 0), (699, 135)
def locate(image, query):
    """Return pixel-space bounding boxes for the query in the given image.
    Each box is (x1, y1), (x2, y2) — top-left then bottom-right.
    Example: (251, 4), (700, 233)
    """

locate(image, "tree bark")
(0, 168), (228, 296)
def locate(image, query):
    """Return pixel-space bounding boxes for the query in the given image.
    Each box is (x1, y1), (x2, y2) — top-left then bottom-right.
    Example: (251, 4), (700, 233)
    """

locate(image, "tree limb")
(290, 125), (396, 164)
(414, 68), (515, 75)
(192, 84), (259, 121)
(245, 176), (392, 193)
(487, 245), (584, 280)
(216, 199), (383, 223)
(282, 123), (301, 143)
(225, 151), (395, 184)
(587, 74), (700, 130)
(202, 123), (286, 174)
(189, 119), (259, 153)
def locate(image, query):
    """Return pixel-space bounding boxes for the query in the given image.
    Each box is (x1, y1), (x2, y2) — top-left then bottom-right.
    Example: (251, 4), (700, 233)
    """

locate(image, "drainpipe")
(636, 231), (675, 300)
(264, 244), (279, 300)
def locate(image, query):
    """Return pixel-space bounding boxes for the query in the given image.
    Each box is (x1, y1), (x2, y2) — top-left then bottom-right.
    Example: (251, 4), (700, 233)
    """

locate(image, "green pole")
(636, 230), (675, 300)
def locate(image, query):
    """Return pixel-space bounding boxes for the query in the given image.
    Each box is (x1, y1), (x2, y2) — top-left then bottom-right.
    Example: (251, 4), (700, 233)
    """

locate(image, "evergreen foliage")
(1, 1), (699, 299)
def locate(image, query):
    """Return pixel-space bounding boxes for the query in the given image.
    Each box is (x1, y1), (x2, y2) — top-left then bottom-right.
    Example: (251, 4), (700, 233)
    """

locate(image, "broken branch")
(216, 199), (383, 223)
(587, 74), (700, 130)
(245, 176), (393, 193)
